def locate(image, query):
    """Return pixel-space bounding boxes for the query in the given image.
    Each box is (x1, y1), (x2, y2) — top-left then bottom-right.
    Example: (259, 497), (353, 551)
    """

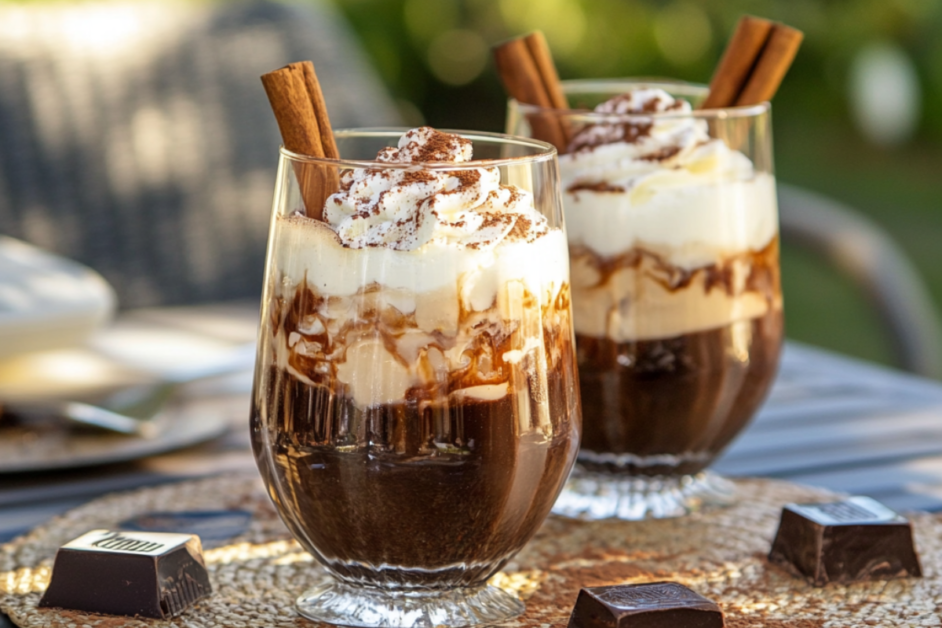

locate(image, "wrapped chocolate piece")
(39, 529), (211, 618)
(567, 582), (725, 628)
(769, 496), (922, 586)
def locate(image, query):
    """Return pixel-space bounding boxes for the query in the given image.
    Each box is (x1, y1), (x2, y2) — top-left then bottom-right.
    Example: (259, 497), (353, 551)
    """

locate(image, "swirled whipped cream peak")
(562, 87), (753, 188)
(559, 87), (777, 263)
(375, 126), (472, 163)
(567, 87), (705, 159)
(322, 126), (548, 251)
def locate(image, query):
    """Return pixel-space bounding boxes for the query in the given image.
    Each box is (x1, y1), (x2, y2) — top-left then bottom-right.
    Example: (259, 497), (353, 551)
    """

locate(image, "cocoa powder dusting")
(412, 128), (471, 162)
(568, 121), (653, 153)
(641, 96), (662, 113)
(506, 215), (532, 241)
(452, 169), (481, 187)
(638, 145), (681, 162)
(402, 170), (436, 185)
(621, 121), (654, 143)
(567, 181), (626, 194)
(323, 127), (549, 250)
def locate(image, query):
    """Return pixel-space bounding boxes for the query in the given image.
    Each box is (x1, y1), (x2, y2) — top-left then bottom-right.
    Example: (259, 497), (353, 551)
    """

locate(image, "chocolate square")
(768, 496), (922, 586)
(39, 529), (211, 618)
(567, 581), (724, 628)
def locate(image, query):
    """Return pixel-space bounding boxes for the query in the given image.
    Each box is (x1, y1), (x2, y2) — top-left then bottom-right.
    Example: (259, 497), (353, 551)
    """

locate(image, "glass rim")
(279, 127), (558, 170)
(512, 78), (770, 120)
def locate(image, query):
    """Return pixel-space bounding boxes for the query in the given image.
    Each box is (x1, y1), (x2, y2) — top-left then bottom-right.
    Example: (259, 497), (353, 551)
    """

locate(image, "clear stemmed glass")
(508, 80), (783, 519)
(250, 129), (581, 626)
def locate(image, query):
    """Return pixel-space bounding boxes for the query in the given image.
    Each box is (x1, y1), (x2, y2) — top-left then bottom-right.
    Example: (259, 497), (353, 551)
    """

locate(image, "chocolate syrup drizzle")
(570, 238), (780, 299)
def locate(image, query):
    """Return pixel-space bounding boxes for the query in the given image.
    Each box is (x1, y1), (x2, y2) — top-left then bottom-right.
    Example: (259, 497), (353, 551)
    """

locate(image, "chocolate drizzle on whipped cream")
(322, 127), (548, 251)
(568, 182), (626, 194)
(566, 89), (688, 155)
(559, 88), (757, 203)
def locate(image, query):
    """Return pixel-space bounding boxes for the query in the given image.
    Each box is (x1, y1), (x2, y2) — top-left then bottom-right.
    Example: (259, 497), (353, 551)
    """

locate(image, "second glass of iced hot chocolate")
(251, 128), (580, 626)
(508, 80), (783, 519)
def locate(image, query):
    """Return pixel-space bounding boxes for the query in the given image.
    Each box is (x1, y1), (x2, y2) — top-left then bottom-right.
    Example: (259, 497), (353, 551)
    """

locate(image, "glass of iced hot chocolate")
(251, 127), (580, 627)
(508, 80), (783, 520)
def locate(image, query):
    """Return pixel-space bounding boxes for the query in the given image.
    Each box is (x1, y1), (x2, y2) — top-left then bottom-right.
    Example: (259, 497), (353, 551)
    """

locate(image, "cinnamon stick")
(261, 61), (339, 220)
(701, 16), (803, 109)
(735, 24), (804, 106)
(493, 34), (568, 152)
(298, 62), (339, 159)
(701, 16), (774, 109)
(524, 32), (568, 111)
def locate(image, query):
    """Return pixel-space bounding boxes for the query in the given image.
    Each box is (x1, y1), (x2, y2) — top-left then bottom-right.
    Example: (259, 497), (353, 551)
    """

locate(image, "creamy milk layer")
(269, 128), (571, 408)
(557, 89), (780, 341)
(274, 216), (568, 308)
(564, 169), (777, 268)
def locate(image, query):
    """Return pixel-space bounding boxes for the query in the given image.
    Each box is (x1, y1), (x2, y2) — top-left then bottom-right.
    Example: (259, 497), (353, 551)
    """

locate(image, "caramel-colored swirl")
(570, 239), (781, 342)
(268, 276), (573, 409)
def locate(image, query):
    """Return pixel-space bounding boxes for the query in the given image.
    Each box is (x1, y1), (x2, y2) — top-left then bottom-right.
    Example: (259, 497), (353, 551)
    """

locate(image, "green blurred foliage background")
(332, 0), (942, 370)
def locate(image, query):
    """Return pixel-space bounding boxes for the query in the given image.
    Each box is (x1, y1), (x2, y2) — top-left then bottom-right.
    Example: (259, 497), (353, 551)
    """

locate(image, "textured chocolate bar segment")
(567, 581), (724, 628)
(39, 529), (211, 618)
(769, 496), (922, 586)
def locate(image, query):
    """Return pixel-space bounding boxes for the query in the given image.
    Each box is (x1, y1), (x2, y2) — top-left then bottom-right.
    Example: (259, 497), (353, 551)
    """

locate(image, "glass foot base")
(296, 580), (525, 628)
(551, 468), (737, 520)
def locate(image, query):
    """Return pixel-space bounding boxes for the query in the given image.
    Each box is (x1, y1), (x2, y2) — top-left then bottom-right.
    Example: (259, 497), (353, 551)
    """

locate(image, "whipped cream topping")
(558, 87), (778, 265)
(275, 216), (568, 306)
(323, 127), (548, 251)
(562, 87), (749, 194)
(567, 88), (705, 160)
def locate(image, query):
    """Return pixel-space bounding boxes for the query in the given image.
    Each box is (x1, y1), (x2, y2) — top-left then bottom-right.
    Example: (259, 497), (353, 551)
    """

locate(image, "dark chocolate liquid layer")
(576, 309), (782, 476)
(251, 364), (579, 589)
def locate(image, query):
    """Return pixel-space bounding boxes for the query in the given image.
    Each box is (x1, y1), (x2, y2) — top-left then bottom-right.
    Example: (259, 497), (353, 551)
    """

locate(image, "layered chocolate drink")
(251, 128), (580, 593)
(557, 87), (782, 479)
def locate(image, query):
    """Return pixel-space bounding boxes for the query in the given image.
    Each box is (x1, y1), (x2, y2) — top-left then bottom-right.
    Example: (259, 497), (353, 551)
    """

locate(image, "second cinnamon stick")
(701, 16), (774, 109)
(493, 35), (569, 152)
(735, 24), (804, 106)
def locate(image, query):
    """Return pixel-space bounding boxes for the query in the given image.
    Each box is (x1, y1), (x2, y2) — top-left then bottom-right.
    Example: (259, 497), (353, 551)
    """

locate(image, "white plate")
(0, 236), (116, 360)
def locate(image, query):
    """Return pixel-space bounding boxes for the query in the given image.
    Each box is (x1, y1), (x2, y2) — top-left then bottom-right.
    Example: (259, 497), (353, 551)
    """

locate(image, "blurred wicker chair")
(778, 183), (942, 379)
(0, 0), (398, 308)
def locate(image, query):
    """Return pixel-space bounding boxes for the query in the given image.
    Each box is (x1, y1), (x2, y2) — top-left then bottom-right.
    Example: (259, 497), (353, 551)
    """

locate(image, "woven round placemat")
(2, 475), (940, 627)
